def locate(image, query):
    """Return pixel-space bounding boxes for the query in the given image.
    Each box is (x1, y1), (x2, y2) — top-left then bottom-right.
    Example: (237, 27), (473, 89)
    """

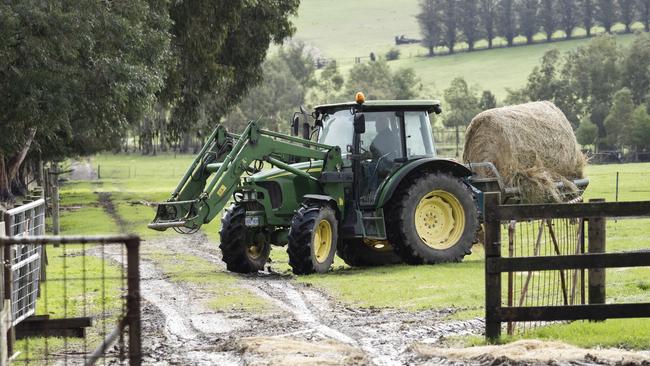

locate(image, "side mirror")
(353, 113), (366, 134)
(291, 114), (300, 136)
(302, 122), (311, 140)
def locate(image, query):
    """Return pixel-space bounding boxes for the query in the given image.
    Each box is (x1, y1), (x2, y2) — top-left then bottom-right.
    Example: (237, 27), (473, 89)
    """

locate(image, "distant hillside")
(292, 1), (637, 100)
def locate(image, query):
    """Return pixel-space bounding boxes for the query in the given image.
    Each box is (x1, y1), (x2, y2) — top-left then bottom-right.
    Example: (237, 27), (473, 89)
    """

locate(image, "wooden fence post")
(48, 166), (61, 236)
(484, 192), (502, 341)
(588, 198), (606, 307)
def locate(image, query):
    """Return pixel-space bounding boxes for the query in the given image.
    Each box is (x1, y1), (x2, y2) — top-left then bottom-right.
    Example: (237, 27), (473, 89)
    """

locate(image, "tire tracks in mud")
(94, 189), (243, 365)
(178, 235), (485, 366)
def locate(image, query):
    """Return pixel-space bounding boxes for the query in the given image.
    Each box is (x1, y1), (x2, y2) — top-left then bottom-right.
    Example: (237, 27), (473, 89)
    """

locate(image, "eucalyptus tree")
(480, 0), (499, 48)
(498, 0), (517, 46)
(558, 0), (580, 38)
(460, 0), (481, 51)
(417, 0), (443, 56)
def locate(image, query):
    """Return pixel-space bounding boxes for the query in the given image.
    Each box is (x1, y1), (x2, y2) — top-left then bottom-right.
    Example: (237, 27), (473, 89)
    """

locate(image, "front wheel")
(386, 172), (479, 264)
(287, 203), (338, 275)
(219, 204), (270, 273)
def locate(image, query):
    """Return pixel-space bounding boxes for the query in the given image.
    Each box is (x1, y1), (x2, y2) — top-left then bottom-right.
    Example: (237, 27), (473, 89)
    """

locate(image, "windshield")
(317, 109), (436, 166)
(318, 110), (354, 158)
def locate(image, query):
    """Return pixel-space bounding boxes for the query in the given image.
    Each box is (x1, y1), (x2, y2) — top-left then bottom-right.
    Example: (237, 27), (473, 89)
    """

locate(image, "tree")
(582, 0), (595, 36)
(621, 33), (650, 104)
(596, 0), (618, 32)
(344, 61), (424, 101)
(443, 77), (480, 128)
(558, 0), (579, 38)
(523, 49), (563, 101)
(604, 88), (634, 148)
(498, 0), (517, 46)
(417, 0), (442, 56)
(564, 35), (621, 146)
(161, 0), (300, 145)
(511, 49), (582, 127)
(640, 0), (650, 31)
(225, 45), (316, 133)
(479, 90), (498, 110)
(480, 0), (499, 48)
(628, 106), (650, 150)
(308, 61), (345, 105)
(618, 0), (636, 32)
(576, 117), (599, 146)
(441, 0), (459, 53)
(0, 0), (171, 199)
(460, 0), (481, 51)
(226, 42), (316, 131)
(518, 0), (540, 44)
(443, 77), (480, 157)
(539, 0), (557, 41)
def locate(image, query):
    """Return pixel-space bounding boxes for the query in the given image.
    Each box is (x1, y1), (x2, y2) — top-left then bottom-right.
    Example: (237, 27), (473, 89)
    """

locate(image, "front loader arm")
(148, 121), (343, 232)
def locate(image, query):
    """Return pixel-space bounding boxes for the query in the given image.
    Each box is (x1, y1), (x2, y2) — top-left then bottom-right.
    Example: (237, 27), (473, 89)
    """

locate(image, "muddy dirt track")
(129, 233), (484, 366)
(108, 231), (650, 366)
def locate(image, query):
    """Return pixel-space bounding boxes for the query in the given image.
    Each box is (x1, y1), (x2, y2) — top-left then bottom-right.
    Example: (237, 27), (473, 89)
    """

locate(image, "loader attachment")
(148, 121), (344, 232)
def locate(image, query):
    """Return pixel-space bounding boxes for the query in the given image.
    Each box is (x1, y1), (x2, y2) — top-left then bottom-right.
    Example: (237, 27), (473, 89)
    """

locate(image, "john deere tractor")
(149, 94), (484, 274)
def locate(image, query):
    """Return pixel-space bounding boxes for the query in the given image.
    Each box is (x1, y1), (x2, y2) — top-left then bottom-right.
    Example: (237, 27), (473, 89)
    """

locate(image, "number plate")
(245, 216), (261, 227)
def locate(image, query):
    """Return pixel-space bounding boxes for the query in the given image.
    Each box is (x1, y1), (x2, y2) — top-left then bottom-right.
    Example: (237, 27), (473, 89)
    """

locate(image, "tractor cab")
(313, 96), (442, 206)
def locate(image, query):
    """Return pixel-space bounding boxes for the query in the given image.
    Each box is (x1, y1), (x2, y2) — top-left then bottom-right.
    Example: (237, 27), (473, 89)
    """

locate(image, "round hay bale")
(463, 101), (586, 203)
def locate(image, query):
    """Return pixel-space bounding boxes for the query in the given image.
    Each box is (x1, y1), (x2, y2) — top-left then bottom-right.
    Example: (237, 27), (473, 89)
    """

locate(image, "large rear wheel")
(288, 203), (338, 275)
(219, 204), (270, 273)
(386, 172), (479, 264)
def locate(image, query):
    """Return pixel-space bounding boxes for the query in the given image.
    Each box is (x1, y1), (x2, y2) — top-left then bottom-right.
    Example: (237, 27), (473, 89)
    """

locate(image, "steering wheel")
(371, 152), (392, 176)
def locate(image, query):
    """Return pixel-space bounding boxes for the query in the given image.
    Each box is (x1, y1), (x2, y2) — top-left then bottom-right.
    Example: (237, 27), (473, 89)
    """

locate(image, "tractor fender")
(301, 194), (342, 218)
(375, 158), (472, 208)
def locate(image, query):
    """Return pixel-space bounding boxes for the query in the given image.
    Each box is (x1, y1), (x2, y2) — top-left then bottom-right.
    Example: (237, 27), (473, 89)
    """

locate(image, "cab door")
(353, 111), (405, 207)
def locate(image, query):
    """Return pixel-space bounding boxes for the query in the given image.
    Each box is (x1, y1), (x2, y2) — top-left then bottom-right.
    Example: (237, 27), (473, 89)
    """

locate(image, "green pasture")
(54, 154), (650, 349)
(293, 1), (642, 99)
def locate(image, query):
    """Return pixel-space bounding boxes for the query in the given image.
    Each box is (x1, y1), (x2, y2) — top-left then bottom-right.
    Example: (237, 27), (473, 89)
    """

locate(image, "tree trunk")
(0, 157), (11, 201)
(0, 128), (37, 202)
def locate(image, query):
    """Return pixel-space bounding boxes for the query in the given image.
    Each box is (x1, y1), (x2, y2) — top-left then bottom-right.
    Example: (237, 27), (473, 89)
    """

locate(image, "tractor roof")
(314, 100), (441, 114)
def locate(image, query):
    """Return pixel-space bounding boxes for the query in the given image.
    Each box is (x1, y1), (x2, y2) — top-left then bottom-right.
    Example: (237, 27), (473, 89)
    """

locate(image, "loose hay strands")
(463, 101), (586, 203)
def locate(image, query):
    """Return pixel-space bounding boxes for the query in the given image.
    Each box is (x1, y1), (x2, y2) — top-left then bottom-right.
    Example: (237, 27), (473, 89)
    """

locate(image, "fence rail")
(483, 192), (650, 341)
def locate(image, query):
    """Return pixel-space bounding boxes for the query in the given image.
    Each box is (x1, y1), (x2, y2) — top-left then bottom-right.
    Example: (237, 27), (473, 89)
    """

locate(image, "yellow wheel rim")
(247, 233), (266, 259)
(414, 190), (466, 250)
(313, 219), (333, 263)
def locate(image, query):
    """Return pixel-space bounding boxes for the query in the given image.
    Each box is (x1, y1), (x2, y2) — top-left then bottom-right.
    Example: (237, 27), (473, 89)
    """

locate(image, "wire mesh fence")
(0, 235), (141, 366)
(503, 217), (585, 335)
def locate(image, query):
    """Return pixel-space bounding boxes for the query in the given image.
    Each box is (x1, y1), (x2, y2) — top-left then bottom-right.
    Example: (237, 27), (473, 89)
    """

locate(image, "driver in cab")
(369, 116), (401, 166)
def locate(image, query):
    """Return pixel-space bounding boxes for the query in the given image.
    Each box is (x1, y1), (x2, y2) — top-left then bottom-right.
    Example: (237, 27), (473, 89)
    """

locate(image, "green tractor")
(149, 94), (576, 274)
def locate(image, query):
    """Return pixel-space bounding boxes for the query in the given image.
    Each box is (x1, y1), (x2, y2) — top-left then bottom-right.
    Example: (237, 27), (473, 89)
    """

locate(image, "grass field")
(55, 153), (650, 349)
(293, 0), (642, 99)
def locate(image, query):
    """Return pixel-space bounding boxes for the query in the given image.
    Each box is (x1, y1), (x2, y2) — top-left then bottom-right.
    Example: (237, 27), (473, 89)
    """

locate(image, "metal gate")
(4, 199), (46, 326)
(0, 235), (142, 365)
